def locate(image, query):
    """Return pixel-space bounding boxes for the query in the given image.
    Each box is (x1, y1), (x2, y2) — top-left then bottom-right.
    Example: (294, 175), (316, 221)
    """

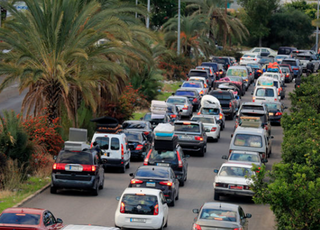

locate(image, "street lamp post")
(135, 0), (138, 18)
(177, 0), (181, 55)
(316, 0), (319, 53)
(146, 0), (150, 28)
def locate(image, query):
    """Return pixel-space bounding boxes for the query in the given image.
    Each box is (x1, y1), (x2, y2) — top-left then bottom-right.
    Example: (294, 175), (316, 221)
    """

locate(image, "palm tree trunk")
(223, 0), (228, 47)
(46, 80), (61, 123)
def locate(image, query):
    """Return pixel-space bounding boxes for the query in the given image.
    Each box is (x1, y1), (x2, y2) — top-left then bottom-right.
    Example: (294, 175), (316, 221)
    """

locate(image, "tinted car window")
(200, 209), (237, 222)
(240, 113), (266, 124)
(125, 133), (142, 142)
(189, 71), (207, 77)
(167, 98), (186, 105)
(111, 137), (120, 150)
(57, 151), (93, 164)
(296, 56), (310, 60)
(0, 213), (41, 225)
(242, 105), (264, 110)
(230, 153), (259, 162)
(191, 117), (215, 123)
(234, 134), (262, 148)
(123, 122), (146, 129)
(95, 137), (109, 150)
(201, 108), (220, 115)
(175, 91), (196, 97)
(256, 88), (275, 97)
(182, 82), (202, 88)
(201, 63), (218, 71)
(265, 103), (281, 110)
(121, 194), (158, 215)
(150, 150), (177, 161)
(174, 123), (200, 132)
(282, 60), (297, 66)
(136, 167), (169, 178)
(219, 166), (254, 177)
(211, 58), (228, 65)
(212, 93), (232, 100)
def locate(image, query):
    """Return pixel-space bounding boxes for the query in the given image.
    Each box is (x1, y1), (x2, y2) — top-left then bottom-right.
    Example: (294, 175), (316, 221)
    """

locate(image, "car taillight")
(154, 204), (159, 215)
(240, 58), (242, 60)
(233, 228), (243, 230)
(229, 102), (232, 107)
(219, 71), (223, 74)
(275, 112), (282, 116)
(243, 185), (250, 190)
(293, 67), (299, 70)
(286, 73), (289, 77)
(183, 105), (188, 110)
(274, 98), (277, 101)
(215, 183), (228, 188)
(200, 90), (204, 95)
(193, 98), (198, 103)
(204, 84), (207, 88)
(120, 202), (125, 213)
(82, 165), (96, 172)
(136, 144), (143, 150)
(197, 112), (201, 115)
(193, 223), (202, 230)
(144, 149), (152, 165)
(177, 150), (183, 168)
(159, 181), (173, 186)
(245, 79), (248, 81)
(227, 64), (230, 68)
(121, 144), (124, 160)
(131, 179), (143, 184)
(170, 114), (177, 118)
(254, 58), (257, 61)
(206, 79), (209, 83)
(90, 142), (93, 148)
(219, 113), (223, 120)
(195, 136), (203, 141)
(229, 149), (232, 155)
(144, 131), (149, 135)
(52, 163), (66, 170)
(211, 127), (217, 132)
(264, 125), (268, 131)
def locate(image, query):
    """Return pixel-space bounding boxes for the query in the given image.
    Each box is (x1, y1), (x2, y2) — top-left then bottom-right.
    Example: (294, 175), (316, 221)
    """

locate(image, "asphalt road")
(20, 81), (294, 230)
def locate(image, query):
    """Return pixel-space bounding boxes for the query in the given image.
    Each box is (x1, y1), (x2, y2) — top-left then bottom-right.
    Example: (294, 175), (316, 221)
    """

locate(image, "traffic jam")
(1, 49), (307, 230)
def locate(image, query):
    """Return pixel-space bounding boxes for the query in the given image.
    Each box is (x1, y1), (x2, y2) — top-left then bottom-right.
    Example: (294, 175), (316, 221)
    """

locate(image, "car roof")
(62, 225), (119, 230)
(138, 165), (171, 171)
(230, 150), (260, 155)
(1, 208), (45, 215)
(220, 162), (254, 168)
(235, 126), (265, 134)
(123, 120), (148, 124)
(123, 187), (161, 195)
(168, 96), (188, 100)
(191, 115), (216, 119)
(202, 202), (239, 210)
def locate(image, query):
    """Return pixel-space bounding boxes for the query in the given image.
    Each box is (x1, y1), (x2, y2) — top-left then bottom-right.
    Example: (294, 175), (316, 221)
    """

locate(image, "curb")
(13, 182), (51, 208)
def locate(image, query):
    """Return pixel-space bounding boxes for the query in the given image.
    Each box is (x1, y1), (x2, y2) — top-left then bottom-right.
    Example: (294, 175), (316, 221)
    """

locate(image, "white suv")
(115, 188), (169, 229)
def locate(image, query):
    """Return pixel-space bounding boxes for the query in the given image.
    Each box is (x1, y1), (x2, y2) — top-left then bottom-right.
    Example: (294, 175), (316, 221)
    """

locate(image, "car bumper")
(269, 115), (282, 123)
(115, 214), (164, 229)
(206, 131), (219, 139)
(222, 108), (233, 116)
(51, 174), (95, 189)
(130, 150), (144, 159)
(214, 188), (254, 197)
(178, 142), (205, 152)
(181, 110), (191, 116)
(101, 158), (127, 168)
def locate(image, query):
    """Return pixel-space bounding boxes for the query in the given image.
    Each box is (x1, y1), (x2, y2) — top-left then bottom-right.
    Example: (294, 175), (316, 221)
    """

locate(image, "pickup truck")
(296, 53), (320, 73)
(209, 90), (238, 120)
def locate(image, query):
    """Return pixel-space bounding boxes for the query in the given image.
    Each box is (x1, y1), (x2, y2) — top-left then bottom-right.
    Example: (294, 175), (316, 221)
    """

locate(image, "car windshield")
(123, 122), (146, 129)
(189, 71), (207, 77)
(212, 93), (232, 100)
(175, 91), (196, 97)
(149, 150), (176, 161)
(282, 60), (296, 66)
(56, 151), (92, 164)
(182, 82), (202, 88)
(0, 213), (40, 225)
(229, 153), (260, 162)
(265, 103), (281, 110)
(255, 88), (275, 97)
(201, 108), (220, 115)
(144, 114), (166, 124)
(219, 166), (254, 177)
(166, 98), (186, 105)
(191, 117), (215, 124)
(227, 69), (247, 77)
(174, 123), (200, 132)
(200, 209), (237, 222)
(125, 133), (142, 142)
(234, 134), (263, 148)
(136, 167), (169, 178)
(121, 194), (158, 215)
(212, 58), (228, 64)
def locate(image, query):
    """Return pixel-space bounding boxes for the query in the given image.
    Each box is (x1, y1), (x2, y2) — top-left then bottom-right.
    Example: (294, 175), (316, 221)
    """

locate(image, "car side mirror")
(193, 209), (200, 214)
(213, 169), (219, 173)
(129, 173), (134, 177)
(116, 196), (120, 201)
(271, 136), (274, 139)
(231, 134), (234, 138)
(222, 155), (228, 160)
(92, 141), (98, 147)
(172, 93), (175, 96)
(284, 106), (288, 109)
(56, 218), (63, 224)
(245, 213), (252, 218)
(251, 91), (253, 95)
(179, 85), (181, 87)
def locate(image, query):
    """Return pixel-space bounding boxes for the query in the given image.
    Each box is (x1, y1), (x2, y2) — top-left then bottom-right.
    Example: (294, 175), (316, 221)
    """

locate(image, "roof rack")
(64, 128), (90, 151)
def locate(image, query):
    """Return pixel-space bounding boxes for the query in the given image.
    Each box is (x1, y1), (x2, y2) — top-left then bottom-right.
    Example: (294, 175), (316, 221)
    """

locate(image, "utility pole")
(177, 0), (181, 55)
(316, 0), (319, 53)
(146, 0), (150, 28)
(135, 0), (138, 18)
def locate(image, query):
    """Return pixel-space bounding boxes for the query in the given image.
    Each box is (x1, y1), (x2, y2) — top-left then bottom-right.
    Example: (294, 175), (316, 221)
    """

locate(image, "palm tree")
(0, 0), (133, 126)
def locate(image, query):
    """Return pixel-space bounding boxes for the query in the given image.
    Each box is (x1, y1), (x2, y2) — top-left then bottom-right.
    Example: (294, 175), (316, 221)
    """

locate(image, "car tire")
(179, 179), (185, 187)
(126, 162), (130, 169)
(169, 197), (175, 207)
(175, 190), (179, 200)
(99, 175), (104, 190)
(164, 218), (168, 228)
(50, 186), (57, 194)
(221, 123), (224, 131)
(214, 137), (219, 142)
(268, 148), (272, 157)
(198, 146), (205, 157)
(119, 164), (125, 173)
(214, 192), (220, 201)
(92, 183), (99, 196)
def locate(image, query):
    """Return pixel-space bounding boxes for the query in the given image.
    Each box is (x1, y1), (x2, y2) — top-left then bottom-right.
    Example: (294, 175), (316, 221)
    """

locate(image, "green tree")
(238, 0), (279, 46)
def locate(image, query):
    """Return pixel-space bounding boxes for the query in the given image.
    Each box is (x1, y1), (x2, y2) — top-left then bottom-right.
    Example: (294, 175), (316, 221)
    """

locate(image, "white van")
(91, 133), (130, 173)
(252, 86), (280, 103)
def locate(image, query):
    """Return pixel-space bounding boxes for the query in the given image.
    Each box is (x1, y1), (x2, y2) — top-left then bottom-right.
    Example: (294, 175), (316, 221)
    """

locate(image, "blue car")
(281, 58), (301, 78)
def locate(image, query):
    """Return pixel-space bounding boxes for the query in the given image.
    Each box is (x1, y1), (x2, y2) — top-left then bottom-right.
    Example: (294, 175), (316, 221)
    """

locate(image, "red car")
(0, 208), (63, 230)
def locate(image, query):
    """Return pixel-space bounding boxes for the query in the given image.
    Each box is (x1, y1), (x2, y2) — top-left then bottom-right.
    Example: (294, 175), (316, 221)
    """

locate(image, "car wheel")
(50, 186), (57, 194)
(179, 179), (185, 187)
(92, 183), (99, 196)
(229, 114), (234, 120)
(221, 123), (224, 131)
(214, 192), (220, 201)
(126, 161), (130, 169)
(199, 146), (205, 157)
(268, 147), (272, 157)
(99, 175), (104, 190)
(169, 197), (175, 207)
(164, 218), (168, 228)
(119, 164), (125, 173)
(175, 190), (179, 200)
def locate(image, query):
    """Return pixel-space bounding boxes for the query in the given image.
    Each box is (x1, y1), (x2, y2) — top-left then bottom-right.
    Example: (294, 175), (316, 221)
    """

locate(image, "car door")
(170, 169), (179, 198)
(160, 192), (169, 221)
(44, 211), (62, 230)
(239, 207), (248, 230)
(179, 146), (188, 176)
(95, 152), (104, 185)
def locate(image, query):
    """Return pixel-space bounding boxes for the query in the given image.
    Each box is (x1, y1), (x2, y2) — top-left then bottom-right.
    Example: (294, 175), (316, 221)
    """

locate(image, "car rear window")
(200, 209), (237, 222)
(234, 134), (262, 148)
(219, 166), (254, 177)
(191, 117), (215, 124)
(255, 88), (275, 97)
(227, 68), (247, 77)
(296, 56), (310, 60)
(242, 105), (264, 110)
(230, 153), (259, 162)
(123, 122), (146, 129)
(240, 113), (266, 124)
(174, 123), (200, 132)
(121, 194), (158, 215)
(125, 133), (142, 142)
(175, 91), (196, 97)
(57, 151), (93, 164)
(201, 108), (220, 115)
(243, 54), (255, 58)
(189, 71), (207, 77)
(201, 63), (218, 71)
(211, 58), (228, 64)
(150, 150), (177, 161)
(167, 97), (186, 105)
(95, 137), (109, 150)
(265, 103), (281, 110)
(211, 92), (232, 100)
(227, 76), (242, 82)
(0, 213), (40, 225)
(136, 167), (170, 178)
(111, 137), (120, 150)
(281, 60), (296, 66)
(182, 82), (202, 88)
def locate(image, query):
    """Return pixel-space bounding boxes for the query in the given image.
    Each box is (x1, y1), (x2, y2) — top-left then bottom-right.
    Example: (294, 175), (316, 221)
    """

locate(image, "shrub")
(0, 159), (27, 191)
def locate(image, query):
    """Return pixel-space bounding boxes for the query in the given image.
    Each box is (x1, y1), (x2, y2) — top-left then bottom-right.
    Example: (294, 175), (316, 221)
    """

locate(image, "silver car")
(166, 96), (193, 117)
(222, 150), (267, 167)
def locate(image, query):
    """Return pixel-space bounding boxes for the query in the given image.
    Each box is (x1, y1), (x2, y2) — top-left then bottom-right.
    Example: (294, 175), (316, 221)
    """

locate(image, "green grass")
(0, 176), (50, 212)
(133, 112), (145, 120)
(156, 81), (182, 101)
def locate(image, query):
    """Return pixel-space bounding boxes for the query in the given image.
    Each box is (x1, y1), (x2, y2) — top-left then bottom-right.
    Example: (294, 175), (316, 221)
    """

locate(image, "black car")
(166, 103), (181, 122)
(124, 131), (151, 160)
(209, 90), (238, 120)
(263, 102), (287, 125)
(129, 165), (179, 206)
(143, 145), (188, 186)
(201, 62), (221, 81)
(210, 56), (232, 71)
(143, 113), (171, 129)
(51, 148), (105, 195)
(122, 120), (154, 142)
(174, 88), (201, 111)
(174, 121), (207, 157)
(277, 46), (297, 55)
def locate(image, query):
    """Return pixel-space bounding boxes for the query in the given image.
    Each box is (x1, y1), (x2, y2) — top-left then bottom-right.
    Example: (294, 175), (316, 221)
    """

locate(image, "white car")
(62, 225), (119, 230)
(240, 53), (261, 65)
(245, 47), (277, 57)
(115, 188), (169, 229)
(213, 162), (255, 200)
(252, 86), (280, 103)
(222, 150), (267, 167)
(191, 115), (221, 142)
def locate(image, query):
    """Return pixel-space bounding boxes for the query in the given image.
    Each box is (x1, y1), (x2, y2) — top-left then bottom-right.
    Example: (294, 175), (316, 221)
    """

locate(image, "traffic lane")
(22, 82), (292, 230)
(0, 89), (27, 115)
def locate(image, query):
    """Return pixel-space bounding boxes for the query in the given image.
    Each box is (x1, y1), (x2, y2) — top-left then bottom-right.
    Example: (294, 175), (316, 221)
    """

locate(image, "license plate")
(179, 135), (192, 140)
(66, 165), (81, 172)
(146, 182), (156, 187)
(130, 218), (146, 223)
(229, 185), (243, 190)
(269, 112), (273, 116)
(157, 163), (170, 166)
